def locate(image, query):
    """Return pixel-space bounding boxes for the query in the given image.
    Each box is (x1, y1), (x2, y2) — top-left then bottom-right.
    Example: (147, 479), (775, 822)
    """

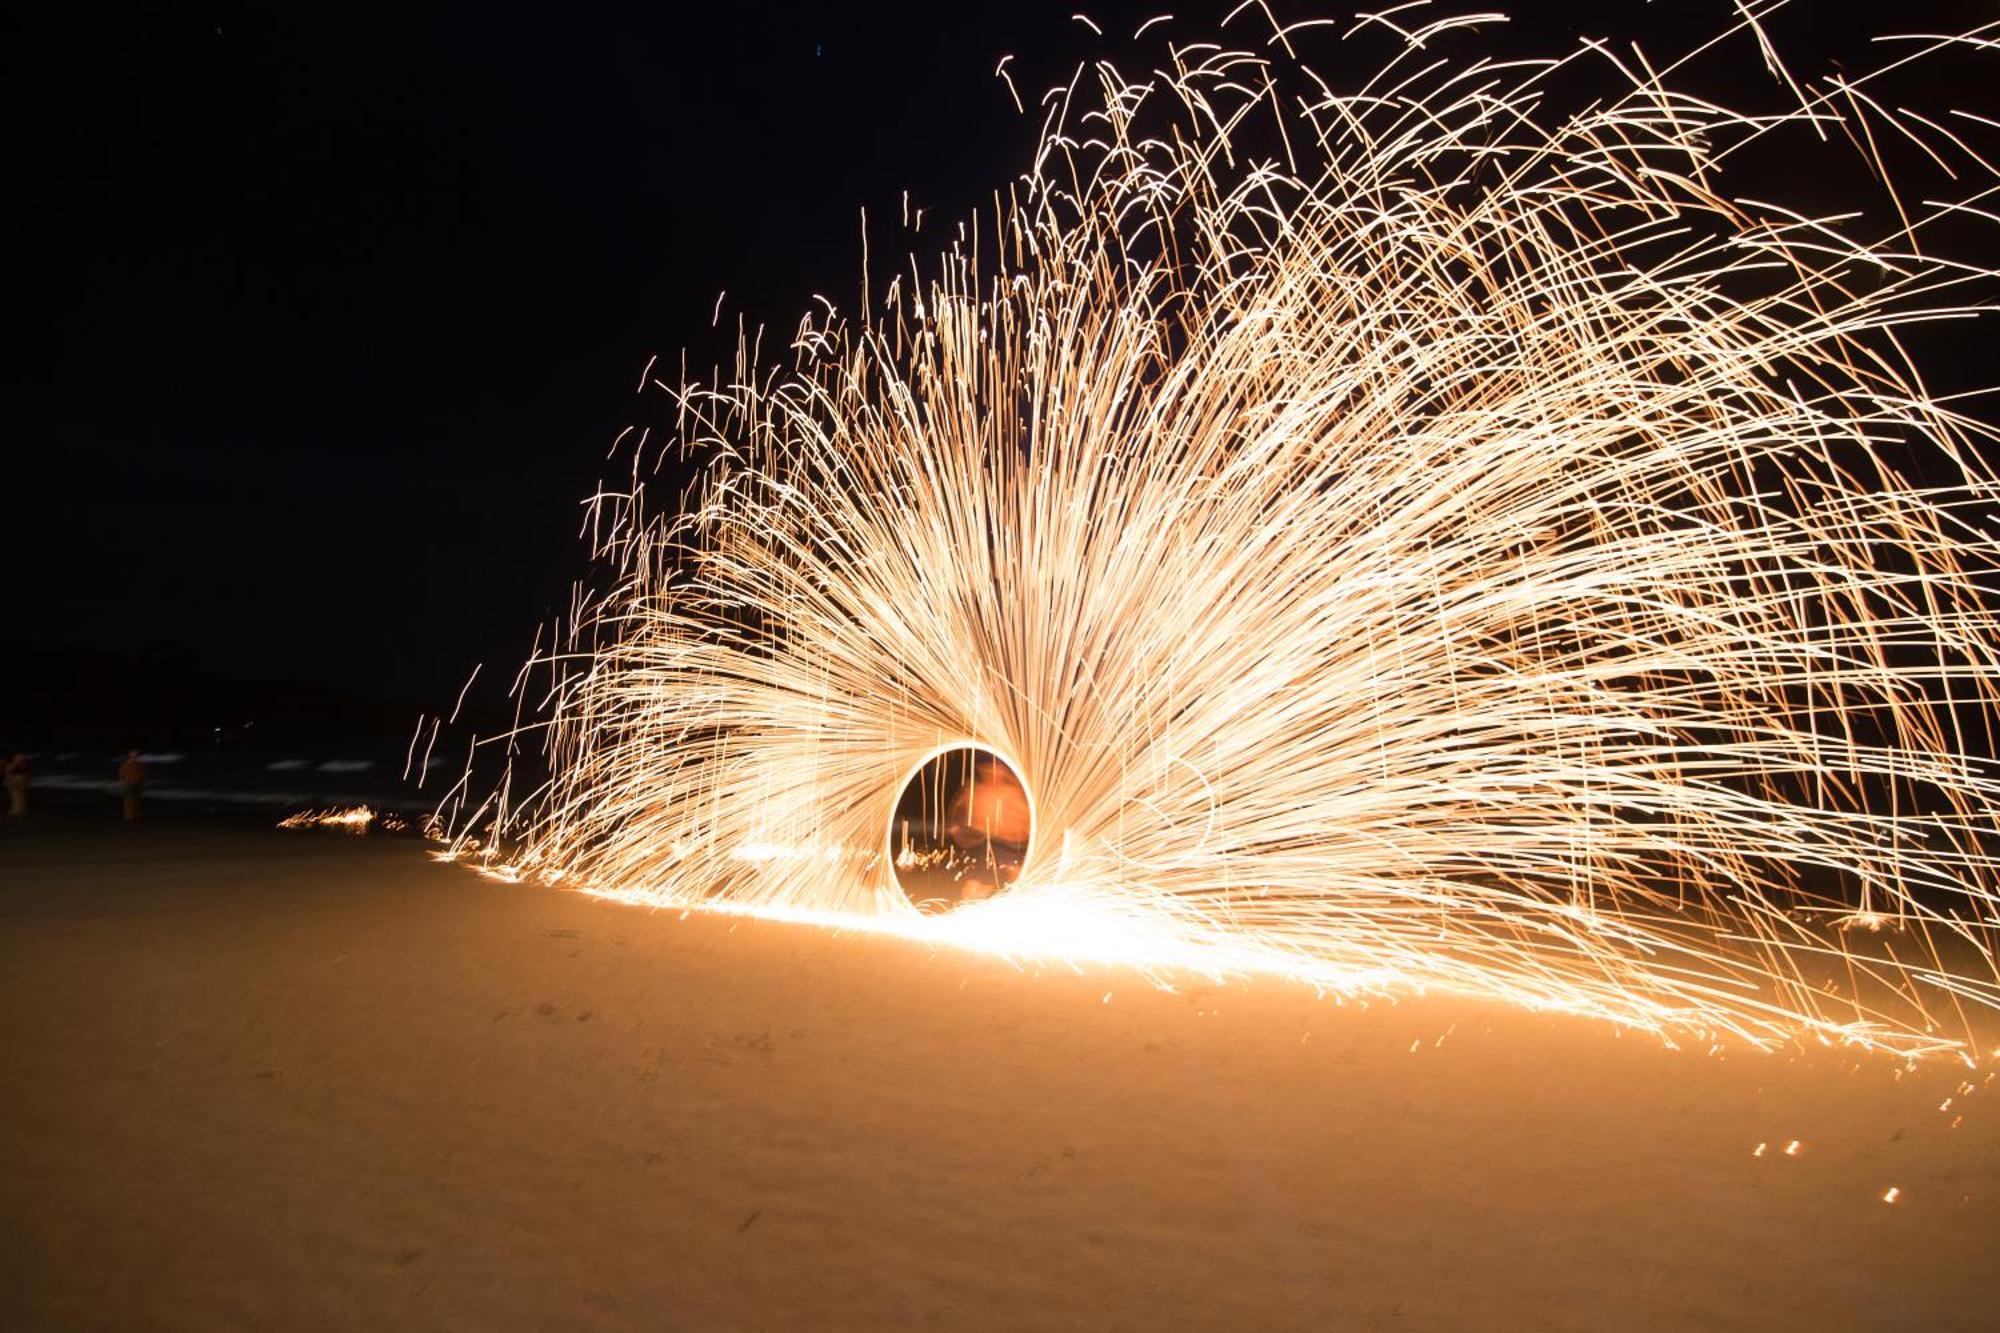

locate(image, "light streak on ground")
(437, 5), (2000, 1062)
(280, 806), (380, 833)
(280, 806), (416, 834)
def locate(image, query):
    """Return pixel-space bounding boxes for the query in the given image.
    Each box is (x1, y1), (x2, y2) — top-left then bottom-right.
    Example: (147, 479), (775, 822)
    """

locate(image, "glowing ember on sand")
(280, 806), (378, 833)
(439, 7), (2000, 1060)
(280, 806), (413, 835)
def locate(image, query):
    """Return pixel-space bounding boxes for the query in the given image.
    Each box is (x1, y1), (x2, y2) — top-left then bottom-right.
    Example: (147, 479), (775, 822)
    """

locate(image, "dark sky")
(7, 1), (1993, 721)
(9, 1), (1140, 712)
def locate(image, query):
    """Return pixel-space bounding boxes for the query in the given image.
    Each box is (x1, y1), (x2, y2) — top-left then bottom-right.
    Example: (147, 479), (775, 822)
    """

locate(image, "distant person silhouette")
(5, 752), (27, 817)
(118, 750), (148, 821)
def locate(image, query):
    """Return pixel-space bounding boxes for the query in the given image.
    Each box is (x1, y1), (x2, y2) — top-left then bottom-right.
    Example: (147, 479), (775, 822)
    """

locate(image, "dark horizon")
(9, 0), (1996, 736)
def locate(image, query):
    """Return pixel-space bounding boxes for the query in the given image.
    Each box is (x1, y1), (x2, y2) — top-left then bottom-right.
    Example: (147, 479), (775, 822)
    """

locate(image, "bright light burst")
(280, 806), (380, 833)
(439, 5), (2000, 1060)
(279, 805), (416, 834)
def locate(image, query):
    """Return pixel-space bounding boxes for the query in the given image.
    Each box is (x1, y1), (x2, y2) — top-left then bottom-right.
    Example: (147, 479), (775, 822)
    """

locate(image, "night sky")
(8, 1), (1994, 736)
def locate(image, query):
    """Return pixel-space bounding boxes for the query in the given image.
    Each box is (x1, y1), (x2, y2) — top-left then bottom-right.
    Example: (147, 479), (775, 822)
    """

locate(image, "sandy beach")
(2, 816), (1995, 1331)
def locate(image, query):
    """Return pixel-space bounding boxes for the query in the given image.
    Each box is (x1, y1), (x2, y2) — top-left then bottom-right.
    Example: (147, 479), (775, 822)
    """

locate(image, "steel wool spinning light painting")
(439, 5), (2000, 1061)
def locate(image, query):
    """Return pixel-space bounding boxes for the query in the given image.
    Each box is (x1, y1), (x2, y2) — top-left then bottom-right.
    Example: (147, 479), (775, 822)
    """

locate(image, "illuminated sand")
(2, 829), (1995, 1330)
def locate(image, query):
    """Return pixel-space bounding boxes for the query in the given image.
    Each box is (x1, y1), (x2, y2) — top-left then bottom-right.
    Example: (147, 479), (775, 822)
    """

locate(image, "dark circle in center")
(887, 746), (1032, 912)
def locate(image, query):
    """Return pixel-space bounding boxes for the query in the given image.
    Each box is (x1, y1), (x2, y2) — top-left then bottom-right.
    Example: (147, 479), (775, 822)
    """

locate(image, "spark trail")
(440, 5), (2000, 1060)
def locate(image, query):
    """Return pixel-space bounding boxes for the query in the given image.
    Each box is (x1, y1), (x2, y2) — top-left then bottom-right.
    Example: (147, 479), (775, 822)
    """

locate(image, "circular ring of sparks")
(437, 8), (2000, 1063)
(883, 740), (1038, 913)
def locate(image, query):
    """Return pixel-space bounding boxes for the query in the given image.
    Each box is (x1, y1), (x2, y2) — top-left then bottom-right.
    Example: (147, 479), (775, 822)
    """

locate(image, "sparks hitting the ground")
(279, 806), (415, 835)
(280, 806), (380, 833)
(438, 5), (2000, 1060)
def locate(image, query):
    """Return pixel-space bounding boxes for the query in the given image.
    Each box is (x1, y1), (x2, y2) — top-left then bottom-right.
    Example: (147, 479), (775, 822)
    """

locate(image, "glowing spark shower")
(279, 806), (379, 833)
(280, 806), (414, 834)
(439, 5), (2000, 1060)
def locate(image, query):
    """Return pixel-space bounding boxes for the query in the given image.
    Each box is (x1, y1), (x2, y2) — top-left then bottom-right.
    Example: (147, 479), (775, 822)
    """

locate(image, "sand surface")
(2, 819), (1996, 1331)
